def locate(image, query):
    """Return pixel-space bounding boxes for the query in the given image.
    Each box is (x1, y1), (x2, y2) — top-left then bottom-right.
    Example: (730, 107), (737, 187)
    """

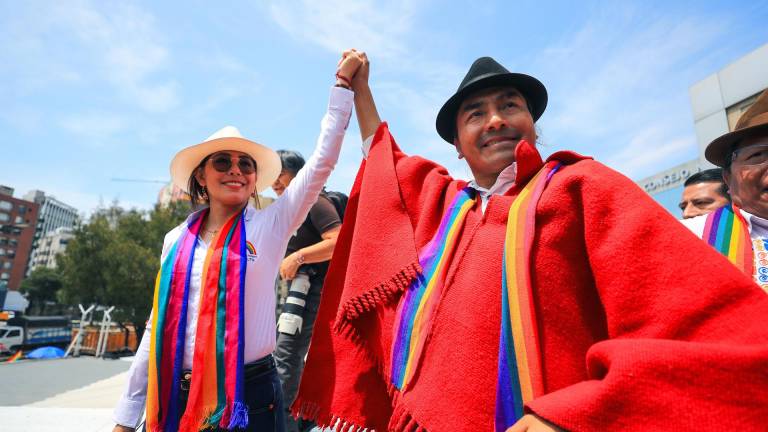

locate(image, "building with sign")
(639, 43), (768, 215)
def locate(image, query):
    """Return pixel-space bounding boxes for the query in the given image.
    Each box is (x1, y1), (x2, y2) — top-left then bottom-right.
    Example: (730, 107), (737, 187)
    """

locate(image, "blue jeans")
(168, 355), (286, 432)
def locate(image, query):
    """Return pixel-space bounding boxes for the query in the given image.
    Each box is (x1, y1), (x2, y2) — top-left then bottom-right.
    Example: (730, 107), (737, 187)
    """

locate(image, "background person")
(683, 89), (768, 292)
(272, 149), (341, 432)
(678, 168), (729, 218)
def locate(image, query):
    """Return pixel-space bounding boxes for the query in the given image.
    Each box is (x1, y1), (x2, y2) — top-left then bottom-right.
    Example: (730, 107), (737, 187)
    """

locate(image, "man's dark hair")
(684, 168), (729, 200)
(277, 150), (306, 176)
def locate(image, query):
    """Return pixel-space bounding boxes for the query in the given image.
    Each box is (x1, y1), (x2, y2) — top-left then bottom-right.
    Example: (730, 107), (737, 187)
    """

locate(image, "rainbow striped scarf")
(146, 208), (248, 432)
(702, 204), (753, 276)
(389, 162), (561, 430)
(495, 161), (561, 431)
(390, 187), (476, 390)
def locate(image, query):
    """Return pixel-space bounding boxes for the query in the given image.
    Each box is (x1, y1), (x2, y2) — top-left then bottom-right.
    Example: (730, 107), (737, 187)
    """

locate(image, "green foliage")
(20, 267), (63, 315)
(57, 200), (191, 334)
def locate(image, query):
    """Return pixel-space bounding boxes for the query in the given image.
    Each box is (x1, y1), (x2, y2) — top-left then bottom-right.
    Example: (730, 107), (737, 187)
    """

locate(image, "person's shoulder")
(163, 222), (186, 246)
(549, 158), (631, 188)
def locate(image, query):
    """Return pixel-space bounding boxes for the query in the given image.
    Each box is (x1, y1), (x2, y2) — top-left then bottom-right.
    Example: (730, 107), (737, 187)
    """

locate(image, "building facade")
(26, 227), (74, 270)
(0, 187), (39, 290)
(23, 190), (78, 274)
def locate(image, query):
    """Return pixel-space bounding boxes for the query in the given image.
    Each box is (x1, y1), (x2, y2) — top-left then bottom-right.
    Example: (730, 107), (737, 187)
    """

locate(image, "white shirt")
(113, 86), (353, 428)
(681, 207), (768, 240)
(361, 135), (517, 212)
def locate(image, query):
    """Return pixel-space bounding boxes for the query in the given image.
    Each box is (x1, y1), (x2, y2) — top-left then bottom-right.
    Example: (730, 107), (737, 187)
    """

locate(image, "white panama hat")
(169, 126), (281, 194)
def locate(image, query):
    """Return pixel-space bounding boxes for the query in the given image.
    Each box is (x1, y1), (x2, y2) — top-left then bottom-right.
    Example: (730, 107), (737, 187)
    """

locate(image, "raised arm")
(272, 52), (364, 238)
(348, 50), (382, 144)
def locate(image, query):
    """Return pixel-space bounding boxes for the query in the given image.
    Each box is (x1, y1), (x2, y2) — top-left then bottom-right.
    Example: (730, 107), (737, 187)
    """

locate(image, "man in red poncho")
(292, 50), (768, 431)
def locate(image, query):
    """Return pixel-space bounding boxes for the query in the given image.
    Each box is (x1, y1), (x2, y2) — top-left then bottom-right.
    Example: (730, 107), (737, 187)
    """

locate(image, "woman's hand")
(279, 253), (301, 280)
(336, 49), (365, 88)
(506, 414), (564, 432)
(112, 425), (135, 432)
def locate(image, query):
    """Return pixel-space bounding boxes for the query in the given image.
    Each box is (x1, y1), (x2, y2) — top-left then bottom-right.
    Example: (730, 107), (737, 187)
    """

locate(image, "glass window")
(0, 248), (4, 256)
(0, 329), (6, 338)
(6, 329), (20, 338)
(2, 262), (10, 269)
(14, 216), (23, 224)
(0, 213), (9, 222)
(0, 201), (11, 211)
(0, 272), (9, 280)
(0, 238), (6, 245)
(17, 205), (26, 215)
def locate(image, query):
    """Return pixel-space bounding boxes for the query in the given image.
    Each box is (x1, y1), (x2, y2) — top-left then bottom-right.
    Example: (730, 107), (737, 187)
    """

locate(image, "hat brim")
(169, 136), (281, 194)
(705, 123), (768, 167)
(436, 72), (548, 144)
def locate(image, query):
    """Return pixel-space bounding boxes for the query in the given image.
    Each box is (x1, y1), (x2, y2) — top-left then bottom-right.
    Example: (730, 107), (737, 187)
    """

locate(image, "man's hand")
(350, 51), (369, 92)
(279, 253), (301, 280)
(506, 414), (564, 432)
(112, 425), (135, 432)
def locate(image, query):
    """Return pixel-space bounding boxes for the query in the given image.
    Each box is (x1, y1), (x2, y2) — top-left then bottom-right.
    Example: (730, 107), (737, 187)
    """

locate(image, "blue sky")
(1, 0), (767, 215)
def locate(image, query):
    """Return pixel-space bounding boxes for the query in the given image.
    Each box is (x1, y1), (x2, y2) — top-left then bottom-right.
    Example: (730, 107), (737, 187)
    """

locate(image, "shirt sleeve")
(271, 86), (353, 240)
(112, 319), (151, 428)
(308, 195), (342, 234)
(362, 135), (374, 159)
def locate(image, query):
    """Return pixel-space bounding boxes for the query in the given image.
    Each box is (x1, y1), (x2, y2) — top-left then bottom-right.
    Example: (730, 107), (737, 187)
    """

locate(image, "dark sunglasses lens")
(211, 156), (232, 172)
(238, 158), (256, 174)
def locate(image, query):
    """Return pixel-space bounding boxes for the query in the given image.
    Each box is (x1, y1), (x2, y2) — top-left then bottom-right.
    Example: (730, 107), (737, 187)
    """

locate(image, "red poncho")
(293, 123), (768, 431)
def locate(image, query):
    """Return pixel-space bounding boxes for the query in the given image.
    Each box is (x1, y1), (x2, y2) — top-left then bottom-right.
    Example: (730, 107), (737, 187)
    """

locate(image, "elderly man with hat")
(292, 51), (768, 431)
(683, 90), (768, 292)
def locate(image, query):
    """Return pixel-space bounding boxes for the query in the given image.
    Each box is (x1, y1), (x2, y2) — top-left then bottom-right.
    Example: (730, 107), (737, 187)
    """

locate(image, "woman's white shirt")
(112, 86), (353, 428)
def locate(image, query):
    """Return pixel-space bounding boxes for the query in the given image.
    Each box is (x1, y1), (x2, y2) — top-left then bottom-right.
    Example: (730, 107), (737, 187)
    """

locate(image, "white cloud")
(0, 0), (178, 113)
(58, 111), (127, 141)
(268, 0), (418, 61)
(603, 127), (696, 178)
(533, 5), (734, 178)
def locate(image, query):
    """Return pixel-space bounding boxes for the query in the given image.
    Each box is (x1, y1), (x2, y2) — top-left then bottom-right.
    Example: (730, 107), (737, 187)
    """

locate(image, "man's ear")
(454, 138), (464, 159)
(722, 168), (732, 188)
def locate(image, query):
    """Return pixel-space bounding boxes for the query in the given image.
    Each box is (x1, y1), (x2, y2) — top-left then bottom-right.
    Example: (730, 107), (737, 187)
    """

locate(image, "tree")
(19, 267), (63, 315)
(57, 201), (190, 340)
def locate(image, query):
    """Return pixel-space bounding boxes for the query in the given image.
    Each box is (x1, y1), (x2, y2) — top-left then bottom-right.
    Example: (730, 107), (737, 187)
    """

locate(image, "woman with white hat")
(111, 51), (365, 432)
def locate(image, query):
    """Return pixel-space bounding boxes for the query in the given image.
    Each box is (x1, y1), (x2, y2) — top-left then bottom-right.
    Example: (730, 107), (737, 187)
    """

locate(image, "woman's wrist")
(335, 72), (352, 90)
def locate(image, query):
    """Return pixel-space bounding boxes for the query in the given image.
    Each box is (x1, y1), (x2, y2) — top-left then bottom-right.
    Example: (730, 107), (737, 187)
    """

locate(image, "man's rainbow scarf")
(390, 186), (476, 390)
(702, 204), (753, 276)
(495, 161), (560, 431)
(389, 162), (561, 430)
(146, 208), (248, 432)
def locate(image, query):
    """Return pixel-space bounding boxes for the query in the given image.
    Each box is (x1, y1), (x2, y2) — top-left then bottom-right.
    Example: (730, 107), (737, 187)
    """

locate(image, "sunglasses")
(207, 153), (257, 174)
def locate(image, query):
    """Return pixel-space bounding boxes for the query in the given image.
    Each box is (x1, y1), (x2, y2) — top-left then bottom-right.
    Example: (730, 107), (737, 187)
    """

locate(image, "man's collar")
(466, 139), (543, 194)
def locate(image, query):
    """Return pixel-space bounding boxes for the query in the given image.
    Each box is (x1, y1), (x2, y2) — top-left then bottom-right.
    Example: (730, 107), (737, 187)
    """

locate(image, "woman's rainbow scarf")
(389, 162), (560, 431)
(495, 161), (560, 431)
(146, 208), (248, 432)
(702, 204), (753, 276)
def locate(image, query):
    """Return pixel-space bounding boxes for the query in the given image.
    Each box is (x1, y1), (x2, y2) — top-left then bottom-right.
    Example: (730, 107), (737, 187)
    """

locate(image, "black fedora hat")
(705, 89), (768, 167)
(435, 56), (548, 144)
